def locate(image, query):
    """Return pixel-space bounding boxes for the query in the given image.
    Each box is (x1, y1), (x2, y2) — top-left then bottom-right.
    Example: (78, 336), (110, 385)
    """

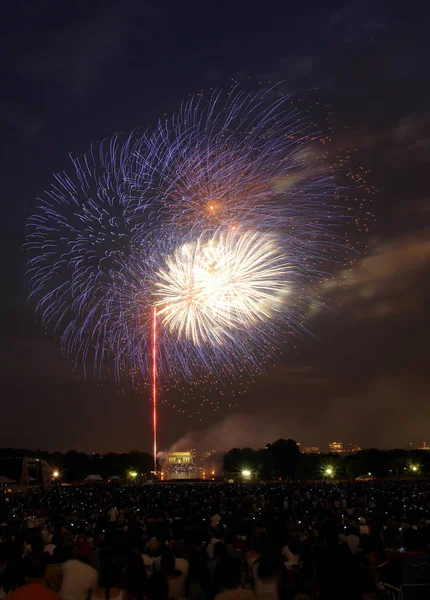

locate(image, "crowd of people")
(0, 480), (429, 599)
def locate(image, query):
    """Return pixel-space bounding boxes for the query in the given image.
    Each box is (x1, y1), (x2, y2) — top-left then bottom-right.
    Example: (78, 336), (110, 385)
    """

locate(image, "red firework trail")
(152, 306), (157, 474)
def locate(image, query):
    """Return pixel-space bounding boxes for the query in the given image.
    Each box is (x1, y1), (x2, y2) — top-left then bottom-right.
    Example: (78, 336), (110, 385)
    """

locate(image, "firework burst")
(25, 86), (342, 383)
(154, 229), (291, 345)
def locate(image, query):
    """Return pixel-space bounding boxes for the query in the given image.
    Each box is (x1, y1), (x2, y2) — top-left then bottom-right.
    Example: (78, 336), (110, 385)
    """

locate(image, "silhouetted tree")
(265, 439), (301, 479)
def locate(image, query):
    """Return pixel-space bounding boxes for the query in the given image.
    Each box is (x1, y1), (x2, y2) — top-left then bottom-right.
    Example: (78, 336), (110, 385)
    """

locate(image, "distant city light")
(129, 471), (138, 478)
(303, 446), (320, 454)
(242, 469), (251, 478)
(416, 442), (430, 451)
(329, 441), (344, 453)
(52, 470), (59, 479)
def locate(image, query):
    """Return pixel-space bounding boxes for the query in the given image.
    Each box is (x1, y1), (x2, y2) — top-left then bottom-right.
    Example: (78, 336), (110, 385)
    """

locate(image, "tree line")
(0, 448), (153, 482)
(223, 439), (430, 480)
(1, 442), (428, 482)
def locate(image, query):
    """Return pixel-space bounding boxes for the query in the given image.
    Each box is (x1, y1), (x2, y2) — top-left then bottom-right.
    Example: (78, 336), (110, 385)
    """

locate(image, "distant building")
(84, 474), (103, 483)
(166, 452), (193, 465)
(303, 446), (320, 454)
(329, 441), (344, 453)
(161, 451), (205, 480)
(346, 444), (362, 453)
(417, 442), (430, 451)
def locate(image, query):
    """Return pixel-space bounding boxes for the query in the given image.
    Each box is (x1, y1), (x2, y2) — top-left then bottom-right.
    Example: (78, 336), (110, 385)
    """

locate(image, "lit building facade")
(303, 446), (320, 454)
(329, 441), (344, 453)
(417, 442), (430, 450)
(348, 445), (362, 453)
(161, 451), (206, 480)
(161, 452), (195, 480)
(166, 452), (193, 465)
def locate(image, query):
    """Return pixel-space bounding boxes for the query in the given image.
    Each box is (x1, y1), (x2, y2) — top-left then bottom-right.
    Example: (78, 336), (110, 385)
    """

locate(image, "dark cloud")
(319, 374), (430, 449)
(20, 3), (162, 98)
(167, 414), (285, 454)
(167, 371), (430, 452)
(321, 231), (430, 319)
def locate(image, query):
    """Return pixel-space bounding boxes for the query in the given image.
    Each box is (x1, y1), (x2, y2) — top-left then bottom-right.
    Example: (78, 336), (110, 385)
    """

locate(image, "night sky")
(1, 1), (430, 453)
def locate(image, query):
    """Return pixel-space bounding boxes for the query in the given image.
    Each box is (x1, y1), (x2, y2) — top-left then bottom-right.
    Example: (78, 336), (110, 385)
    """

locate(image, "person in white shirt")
(252, 554), (287, 600)
(175, 556), (189, 578)
(345, 525), (361, 554)
(207, 529), (225, 560)
(212, 513), (222, 528)
(282, 544), (300, 568)
(160, 553), (185, 600)
(44, 543), (56, 556)
(142, 553), (156, 578)
(60, 544), (98, 600)
(142, 536), (162, 578)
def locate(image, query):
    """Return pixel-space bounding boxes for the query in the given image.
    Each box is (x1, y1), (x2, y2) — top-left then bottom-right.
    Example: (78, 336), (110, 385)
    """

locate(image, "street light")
(242, 469), (251, 479)
(52, 470), (59, 479)
(129, 471), (138, 479)
(325, 467), (333, 476)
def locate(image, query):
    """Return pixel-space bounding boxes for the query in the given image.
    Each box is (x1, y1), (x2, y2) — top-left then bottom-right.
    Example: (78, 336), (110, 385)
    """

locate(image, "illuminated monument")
(160, 449), (218, 480)
(162, 451), (197, 480)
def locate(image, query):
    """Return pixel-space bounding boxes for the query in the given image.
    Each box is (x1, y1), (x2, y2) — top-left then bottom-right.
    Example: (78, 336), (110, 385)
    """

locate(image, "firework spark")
(154, 230), (291, 346)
